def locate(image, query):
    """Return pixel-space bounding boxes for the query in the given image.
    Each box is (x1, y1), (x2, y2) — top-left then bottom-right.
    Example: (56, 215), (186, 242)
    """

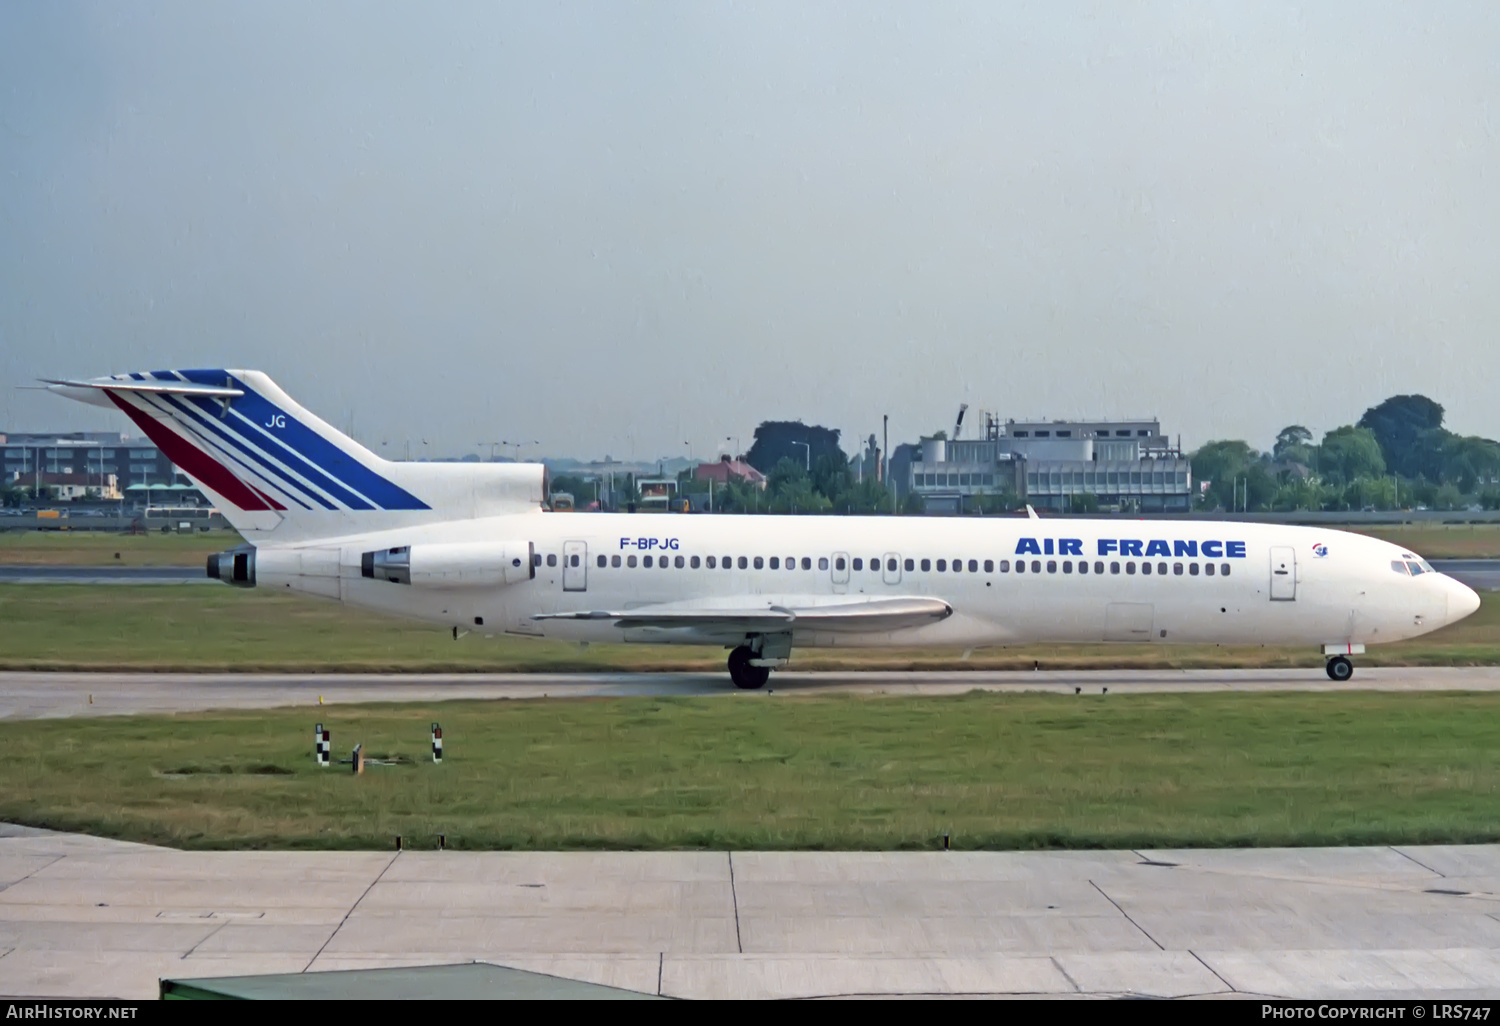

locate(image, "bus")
(143, 506), (221, 532)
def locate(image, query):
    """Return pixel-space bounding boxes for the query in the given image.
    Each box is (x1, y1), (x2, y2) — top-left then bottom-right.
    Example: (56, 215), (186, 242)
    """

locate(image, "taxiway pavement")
(2, 825), (1497, 999)
(4, 666), (1500, 720)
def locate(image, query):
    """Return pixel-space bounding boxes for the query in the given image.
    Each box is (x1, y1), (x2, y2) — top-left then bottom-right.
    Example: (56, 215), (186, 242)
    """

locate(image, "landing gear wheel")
(728, 645), (770, 690)
(1326, 656), (1354, 682)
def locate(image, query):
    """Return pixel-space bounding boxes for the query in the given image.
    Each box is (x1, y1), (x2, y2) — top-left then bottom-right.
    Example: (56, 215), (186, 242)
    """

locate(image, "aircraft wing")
(532, 595), (951, 633)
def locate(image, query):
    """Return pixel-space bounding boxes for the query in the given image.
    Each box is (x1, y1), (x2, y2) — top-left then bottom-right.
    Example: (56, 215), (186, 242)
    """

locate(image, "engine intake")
(361, 546), (411, 584)
(207, 545), (256, 587)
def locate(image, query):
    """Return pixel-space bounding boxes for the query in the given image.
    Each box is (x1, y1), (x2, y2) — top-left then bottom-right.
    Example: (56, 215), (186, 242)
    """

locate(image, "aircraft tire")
(1326, 656), (1353, 682)
(728, 646), (770, 690)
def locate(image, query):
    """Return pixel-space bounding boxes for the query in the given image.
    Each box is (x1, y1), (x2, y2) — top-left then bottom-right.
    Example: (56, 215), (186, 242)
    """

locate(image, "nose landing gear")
(1325, 655), (1354, 682)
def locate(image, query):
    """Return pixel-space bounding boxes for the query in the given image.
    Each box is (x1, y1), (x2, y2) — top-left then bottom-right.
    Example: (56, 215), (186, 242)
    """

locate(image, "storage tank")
(921, 437), (947, 463)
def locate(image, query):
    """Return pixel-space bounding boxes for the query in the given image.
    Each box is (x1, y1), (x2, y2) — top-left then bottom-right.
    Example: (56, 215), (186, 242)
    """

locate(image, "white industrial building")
(909, 415), (1192, 514)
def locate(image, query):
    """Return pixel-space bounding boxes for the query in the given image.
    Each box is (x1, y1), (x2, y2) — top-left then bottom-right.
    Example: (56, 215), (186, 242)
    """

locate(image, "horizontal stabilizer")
(533, 595), (952, 633)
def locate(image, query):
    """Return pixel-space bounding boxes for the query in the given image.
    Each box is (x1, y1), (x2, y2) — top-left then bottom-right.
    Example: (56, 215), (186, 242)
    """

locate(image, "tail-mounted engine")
(206, 545), (256, 587)
(360, 541), (535, 588)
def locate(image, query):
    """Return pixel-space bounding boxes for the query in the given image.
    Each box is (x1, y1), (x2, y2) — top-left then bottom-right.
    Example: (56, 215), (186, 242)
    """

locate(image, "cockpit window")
(1418, 559), (1435, 573)
(1406, 561), (1425, 576)
(1392, 560), (1411, 576)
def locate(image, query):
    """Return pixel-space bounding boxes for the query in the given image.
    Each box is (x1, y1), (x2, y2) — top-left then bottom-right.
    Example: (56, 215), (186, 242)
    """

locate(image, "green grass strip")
(3, 691), (1498, 851)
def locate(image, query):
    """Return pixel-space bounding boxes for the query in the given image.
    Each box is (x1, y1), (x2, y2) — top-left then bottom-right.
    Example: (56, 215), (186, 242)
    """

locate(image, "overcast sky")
(3, 1), (1498, 461)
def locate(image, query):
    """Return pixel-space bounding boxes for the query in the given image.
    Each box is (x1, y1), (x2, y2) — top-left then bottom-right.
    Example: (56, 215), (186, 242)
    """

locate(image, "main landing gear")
(728, 646), (770, 690)
(1325, 655), (1354, 682)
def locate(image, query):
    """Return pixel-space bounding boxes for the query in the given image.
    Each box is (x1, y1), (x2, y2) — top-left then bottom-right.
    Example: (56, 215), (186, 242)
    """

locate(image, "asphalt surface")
(4, 666), (1500, 719)
(4, 558), (1498, 588)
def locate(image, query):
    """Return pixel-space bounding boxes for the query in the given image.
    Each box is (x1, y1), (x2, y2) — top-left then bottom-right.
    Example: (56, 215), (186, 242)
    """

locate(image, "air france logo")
(1312, 542), (1329, 558)
(1015, 537), (1248, 558)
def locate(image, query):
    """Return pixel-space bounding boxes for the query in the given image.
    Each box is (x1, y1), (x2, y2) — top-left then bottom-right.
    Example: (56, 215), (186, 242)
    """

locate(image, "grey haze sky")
(3, 1), (1498, 461)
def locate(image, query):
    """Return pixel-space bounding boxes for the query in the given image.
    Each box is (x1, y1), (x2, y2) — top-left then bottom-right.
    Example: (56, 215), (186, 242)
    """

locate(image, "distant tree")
(1190, 440), (1259, 510)
(1358, 395), (1446, 478)
(1068, 493), (1100, 514)
(745, 422), (843, 476)
(1316, 426), (1385, 484)
(1439, 435), (1500, 495)
(1273, 425), (1313, 458)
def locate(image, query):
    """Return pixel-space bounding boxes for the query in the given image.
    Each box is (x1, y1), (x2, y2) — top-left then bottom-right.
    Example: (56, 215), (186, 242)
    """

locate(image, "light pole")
(793, 441), (810, 473)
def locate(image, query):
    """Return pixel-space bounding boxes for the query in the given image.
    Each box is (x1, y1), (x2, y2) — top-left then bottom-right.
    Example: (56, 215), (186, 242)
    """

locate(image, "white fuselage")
(255, 513), (1480, 653)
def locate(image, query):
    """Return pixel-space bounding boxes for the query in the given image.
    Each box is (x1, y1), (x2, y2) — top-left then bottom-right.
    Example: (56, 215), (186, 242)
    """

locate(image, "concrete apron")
(3, 827), (1500, 999)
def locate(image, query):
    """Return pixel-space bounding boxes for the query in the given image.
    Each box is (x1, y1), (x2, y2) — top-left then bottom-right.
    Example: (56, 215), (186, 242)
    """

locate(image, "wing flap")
(534, 596), (951, 633)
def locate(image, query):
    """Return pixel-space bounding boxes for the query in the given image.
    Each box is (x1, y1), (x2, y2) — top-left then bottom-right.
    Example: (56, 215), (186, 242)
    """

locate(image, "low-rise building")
(909, 415), (1192, 513)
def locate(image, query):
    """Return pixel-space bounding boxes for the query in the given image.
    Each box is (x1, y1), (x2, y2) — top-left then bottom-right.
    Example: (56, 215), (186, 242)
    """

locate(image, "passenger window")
(1126, 562), (1136, 574)
(597, 555), (606, 568)
(876, 557), (886, 571)
(1173, 562), (1183, 576)
(853, 558), (863, 571)
(691, 556), (701, 569)
(547, 553), (557, 567)
(999, 560), (1010, 572)
(786, 556), (795, 570)
(1095, 561), (1104, 574)
(675, 555), (685, 569)
(951, 559), (962, 572)
(571, 555), (580, 567)
(805, 557), (815, 570)
(1158, 562), (1168, 575)
(754, 556), (764, 569)
(769, 557), (780, 570)
(643, 555), (653, 568)
(1221, 564), (1230, 576)
(932, 559), (942, 571)
(737, 556), (747, 569)
(1142, 562), (1152, 575)
(984, 559), (994, 573)
(627, 555), (637, 568)
(886, 558), (897, 572)
(1189, 563), (1199, 576)
(612, 555), (622, 568)
(834, 557), (845, 571)
(968, 559), (978, 573)
(1015, 560), (1026, 574)
(904, 558), (914, 572)
(1205, 563), (1215, 576)
(1110, 561), (1120, 574)
(1078, 560), (1088, 575)
(819, 557), (830, 571)
(922, 559), (932, 572)
(1064, 560), (1073, 573)
(1047, 560), (1057, 573)
(723, 556), (732, 569)
(1031, 560), (1041, 573)
(661, 558), (669, 570)
(706, 556), (716, 568)
(532, 553), (542, 567)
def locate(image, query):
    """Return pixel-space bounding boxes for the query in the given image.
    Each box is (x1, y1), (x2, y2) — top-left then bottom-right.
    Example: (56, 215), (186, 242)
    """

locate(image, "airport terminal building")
(908, 416), (1192, 513)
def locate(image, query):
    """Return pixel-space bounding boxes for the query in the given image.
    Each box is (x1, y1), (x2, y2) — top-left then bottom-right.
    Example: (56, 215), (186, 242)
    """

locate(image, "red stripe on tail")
(108, 393), (284, 511)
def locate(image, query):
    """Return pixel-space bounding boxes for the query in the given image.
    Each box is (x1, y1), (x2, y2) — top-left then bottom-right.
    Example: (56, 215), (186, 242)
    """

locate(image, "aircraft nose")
(1447, 578), (1481, 623)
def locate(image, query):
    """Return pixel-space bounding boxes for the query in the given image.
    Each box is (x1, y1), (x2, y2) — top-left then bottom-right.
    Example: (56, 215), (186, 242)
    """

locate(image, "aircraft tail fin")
(46, 370), (545, 543)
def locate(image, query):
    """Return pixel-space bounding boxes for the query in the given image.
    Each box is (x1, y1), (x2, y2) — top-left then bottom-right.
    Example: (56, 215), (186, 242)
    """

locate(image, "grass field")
(1, 584), (1498, 672)
(2, 692), (1497, 850)
(1360, 524), (1500, 559)
(0, 529), (238, 566)
(2, 522), (1499, 564)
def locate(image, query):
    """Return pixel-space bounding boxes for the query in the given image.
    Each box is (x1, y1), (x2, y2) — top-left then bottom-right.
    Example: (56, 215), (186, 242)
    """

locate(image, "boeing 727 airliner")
(49, 370), (1480, 688)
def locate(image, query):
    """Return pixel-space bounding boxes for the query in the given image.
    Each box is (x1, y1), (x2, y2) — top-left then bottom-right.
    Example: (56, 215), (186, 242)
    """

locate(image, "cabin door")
(882, 552), (902, 585)
(1269, 546), (1296, 601)
(562, 540), (588, 592)
(831, 551), (850, 593)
